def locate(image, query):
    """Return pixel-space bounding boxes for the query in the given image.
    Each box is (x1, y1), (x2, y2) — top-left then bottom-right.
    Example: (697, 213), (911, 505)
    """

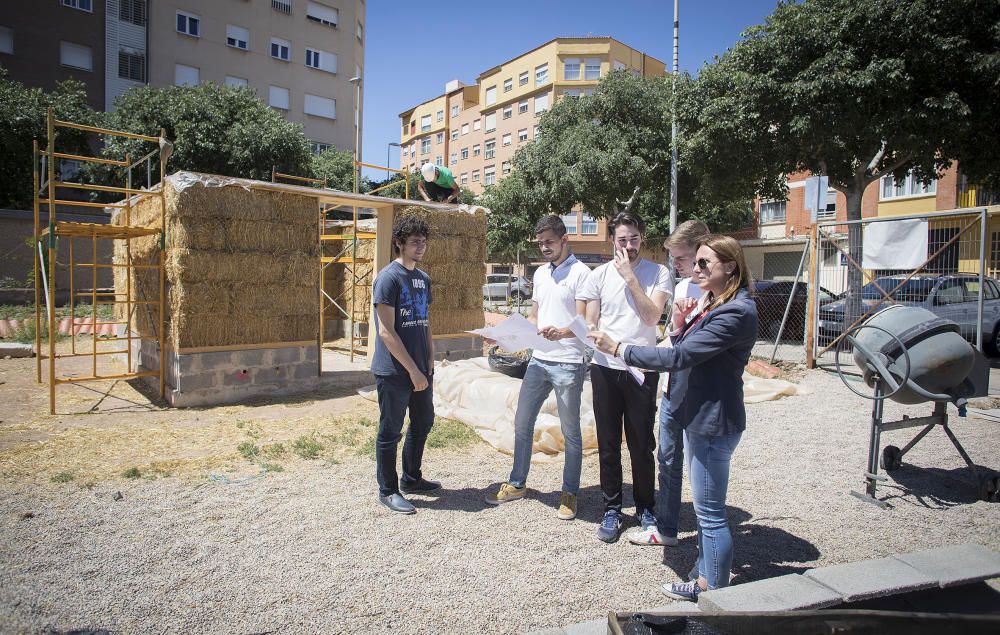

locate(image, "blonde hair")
(699, 234), (753, 312)
(666, 220), (710, 251)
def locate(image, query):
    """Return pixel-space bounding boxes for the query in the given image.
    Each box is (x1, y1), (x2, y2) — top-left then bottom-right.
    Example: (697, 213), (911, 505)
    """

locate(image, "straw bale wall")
(115, 178), (319, 350)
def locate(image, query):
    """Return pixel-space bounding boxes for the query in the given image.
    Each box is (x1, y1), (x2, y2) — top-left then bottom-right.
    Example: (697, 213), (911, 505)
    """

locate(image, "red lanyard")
(681, 308), (709, 337)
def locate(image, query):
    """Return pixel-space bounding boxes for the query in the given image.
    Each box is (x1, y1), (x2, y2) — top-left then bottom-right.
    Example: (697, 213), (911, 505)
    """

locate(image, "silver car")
(483, 274), (532, 302)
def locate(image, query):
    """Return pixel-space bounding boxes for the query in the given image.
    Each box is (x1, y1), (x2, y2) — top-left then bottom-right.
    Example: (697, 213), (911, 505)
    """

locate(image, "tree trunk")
(844, 186), (865, 333)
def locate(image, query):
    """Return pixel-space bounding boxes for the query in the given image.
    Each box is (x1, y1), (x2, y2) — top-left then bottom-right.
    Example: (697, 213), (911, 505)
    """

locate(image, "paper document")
(567, 316), (645, 384)
(468, 313), (561, 353)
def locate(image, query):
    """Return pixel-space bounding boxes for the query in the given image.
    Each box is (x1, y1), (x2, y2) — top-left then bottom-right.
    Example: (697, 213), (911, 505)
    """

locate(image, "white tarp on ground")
(359, 357), (811, 461)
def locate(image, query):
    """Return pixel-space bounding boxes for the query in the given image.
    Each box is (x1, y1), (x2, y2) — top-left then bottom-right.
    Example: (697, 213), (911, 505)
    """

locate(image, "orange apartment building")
(397, 37), (665, 272)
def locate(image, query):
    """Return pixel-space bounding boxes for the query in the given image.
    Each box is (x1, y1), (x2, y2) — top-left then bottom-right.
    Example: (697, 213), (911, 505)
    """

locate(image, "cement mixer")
(835, 305), (998, 505)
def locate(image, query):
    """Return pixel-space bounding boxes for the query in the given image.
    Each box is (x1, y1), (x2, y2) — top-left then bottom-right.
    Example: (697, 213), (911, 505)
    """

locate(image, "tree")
(0, 70), (96, 210)
(97, 83), (313, 184)
(311, 147), (371, 193)
(677, 0), (1000, 324)
(480, 70), (753, 258)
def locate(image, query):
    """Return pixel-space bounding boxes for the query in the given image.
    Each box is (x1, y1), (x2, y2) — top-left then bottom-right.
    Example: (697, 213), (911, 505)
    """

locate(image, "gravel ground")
(2, 369), (999, 634)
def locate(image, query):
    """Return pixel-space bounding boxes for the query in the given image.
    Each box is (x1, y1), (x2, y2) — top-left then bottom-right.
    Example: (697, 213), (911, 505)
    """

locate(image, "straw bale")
(171, 283), (229, 315)
(170, 181), (319, 224)
(430, 308), (484, 335)
(229, 284), (316, 316)
(435, 285), (483, 310)
(396, 205), (487, 238)
(170, 217), (317, 253)
(167, 250), (318, 285)
(421, 238), (487, 265)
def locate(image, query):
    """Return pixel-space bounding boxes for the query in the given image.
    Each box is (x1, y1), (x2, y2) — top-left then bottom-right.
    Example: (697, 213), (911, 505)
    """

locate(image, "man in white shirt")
(628, 220), (710, 548)
(486, 215), (591, 520)
(579, 212), (674, 542)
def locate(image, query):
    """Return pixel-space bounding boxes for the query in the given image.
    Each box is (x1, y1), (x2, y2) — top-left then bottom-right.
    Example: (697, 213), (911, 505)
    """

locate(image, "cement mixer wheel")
(979, 474), (1000, 503)
(881, 445), (903, 471)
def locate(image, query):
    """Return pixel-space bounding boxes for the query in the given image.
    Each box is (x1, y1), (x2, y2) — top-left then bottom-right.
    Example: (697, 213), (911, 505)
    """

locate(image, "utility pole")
(669, 0), (679, 234)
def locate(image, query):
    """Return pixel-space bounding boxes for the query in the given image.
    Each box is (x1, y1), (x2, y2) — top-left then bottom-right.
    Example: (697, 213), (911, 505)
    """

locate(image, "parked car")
(817, 273), (1000, 354)
(483, 274), (533, 302)
(752, 280), (839, 341)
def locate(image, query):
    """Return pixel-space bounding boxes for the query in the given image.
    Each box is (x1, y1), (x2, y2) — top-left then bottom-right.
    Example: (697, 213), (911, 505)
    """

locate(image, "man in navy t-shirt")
(371, 215), (438, 514)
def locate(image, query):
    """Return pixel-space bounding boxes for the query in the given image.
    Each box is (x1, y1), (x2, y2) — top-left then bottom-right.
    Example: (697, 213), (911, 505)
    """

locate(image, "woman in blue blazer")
(589, 234), (758, 602)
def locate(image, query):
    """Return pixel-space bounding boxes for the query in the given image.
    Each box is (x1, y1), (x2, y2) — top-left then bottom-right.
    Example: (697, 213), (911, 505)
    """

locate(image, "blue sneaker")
(661, 580), (702, 602)
(637, 508), (657, 530)
(596, 509), (622, 543)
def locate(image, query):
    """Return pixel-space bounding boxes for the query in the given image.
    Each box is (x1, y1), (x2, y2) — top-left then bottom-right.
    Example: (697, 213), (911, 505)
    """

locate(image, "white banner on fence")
(862, 219), (929, 269)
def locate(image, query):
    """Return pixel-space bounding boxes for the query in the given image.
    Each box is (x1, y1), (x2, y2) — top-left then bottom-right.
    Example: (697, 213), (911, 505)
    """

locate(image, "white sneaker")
(627, 526), (679, 546)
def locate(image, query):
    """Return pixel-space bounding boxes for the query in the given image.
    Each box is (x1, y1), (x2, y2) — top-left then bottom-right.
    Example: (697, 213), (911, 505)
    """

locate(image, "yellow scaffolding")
(33, 109), (169, 414)
(274, 161), (409, 364)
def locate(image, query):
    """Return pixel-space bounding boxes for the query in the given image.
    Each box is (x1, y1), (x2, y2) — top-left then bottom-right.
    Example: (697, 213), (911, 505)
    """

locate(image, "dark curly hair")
(392, 215), (430, 254)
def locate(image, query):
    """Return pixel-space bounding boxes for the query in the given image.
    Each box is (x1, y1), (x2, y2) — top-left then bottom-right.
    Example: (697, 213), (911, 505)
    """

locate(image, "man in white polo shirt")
(579, 212), (673, 543)
(486, 215), (591, 520)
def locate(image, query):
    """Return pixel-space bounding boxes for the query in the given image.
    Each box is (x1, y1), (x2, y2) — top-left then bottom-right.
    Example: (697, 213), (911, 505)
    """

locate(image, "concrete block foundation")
(433, 335), (483, 362)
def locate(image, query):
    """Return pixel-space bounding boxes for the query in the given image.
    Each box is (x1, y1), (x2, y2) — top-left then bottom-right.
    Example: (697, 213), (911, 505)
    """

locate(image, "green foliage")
(291, 434), (324, 459)
(237, 441), (260, 460)
(50, 471), (75, 483)
(311, 147), (365, 192)
(0, 70), (96, 210)
(122, 467), (142, 479)
(426, 417), (481, 450)
(96, 83), (313, 185)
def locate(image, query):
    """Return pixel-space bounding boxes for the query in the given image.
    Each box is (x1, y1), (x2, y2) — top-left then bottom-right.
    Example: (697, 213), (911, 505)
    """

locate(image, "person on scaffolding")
(418, 162), (460, 203)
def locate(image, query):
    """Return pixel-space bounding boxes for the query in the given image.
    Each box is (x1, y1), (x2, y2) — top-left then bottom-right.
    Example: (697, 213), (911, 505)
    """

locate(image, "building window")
(451, 104), (460, 117)
(226, 25), (249, 50)
(564, 58), (580, 80)
(410, 143), (415, 155)
(473, 144), (481, 157)
(62, 0), (92, 12)
(59, 40), (92, 71)
(485, 85), (496, 106)
(473, 118), (481, 131)
(484, 112), (496, 133)
(118, 50), (145, 82)
(176, 11), (200, 37)
(502, 105), (512, 119)
(818, 191), (837, 219)
(310, 141), (331, 154)
(421, 138), (431, 154)
(583, 88), (595, 97)
(461, 172), (468, 185)
(175, 63), (199, 86)
(584, 58), (601, 80)
(517, 128), (528, 143)
(534, 93), (549, 114)
(420, 114), (431, 132)
(502, 133), (511, 147)
(461, 123), (469, 135)
(518, 100), (528, 114)
(502, 161), (511, 175)
(613, 60), (626, 71)
(306, 1), (339, 27)
(485, 139), (495, 159)
(450, 152), (457, 164)
(271, 37), (290, 61)
(357, 21), (363, 41)
(461, 147), (469, 160)
(402, 146), (408, 157)
(581, 213), (598, 235)
(435, 155), (443, 166)
(880, 171), (937, 200)
(759, 200), (787, 224)
(472, 170), (480, 182)
(119, 0), (146, 26)
(0, 26), (11, 55)
(563, 88), (580, 100)
(268, 85), (289, 109)
(225, 75), (248, 88)
(272, 0), (292, 13)
(436, 132), (444, 144)
(451, 129), (458, 141)
(534, 125), (541, 139)
(519, 70), (529, 86)
(503, 78), (512, 92)
(535, 63), (548, 86)
(305, 48), (336, 72)
(484, 165), (496, 185)
(304, 94), (336, 119)
(561, 213), (578, 234)
(436, 109), (444, 122)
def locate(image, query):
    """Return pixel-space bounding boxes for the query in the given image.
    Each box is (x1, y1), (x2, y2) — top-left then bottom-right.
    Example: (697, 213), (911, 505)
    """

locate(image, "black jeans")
(375, 374), (435, 497)
(590, 364), (658, 513)
(423, 181), (453, 202)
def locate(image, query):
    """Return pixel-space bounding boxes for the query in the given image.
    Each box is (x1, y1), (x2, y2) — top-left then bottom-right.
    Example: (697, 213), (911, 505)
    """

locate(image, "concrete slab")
(804, 557), (937, 602)
(698, 574), (843, 612)
(525, 629), (567, 635)
(642, 603), (703, 614)
(893, 543), (1000, 589)
(562, 618), (606, 635)
(0, 342), (34, 358)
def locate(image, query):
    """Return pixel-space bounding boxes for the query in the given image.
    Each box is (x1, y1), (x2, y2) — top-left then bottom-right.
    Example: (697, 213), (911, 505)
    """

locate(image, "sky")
(359, 0), (783, 180)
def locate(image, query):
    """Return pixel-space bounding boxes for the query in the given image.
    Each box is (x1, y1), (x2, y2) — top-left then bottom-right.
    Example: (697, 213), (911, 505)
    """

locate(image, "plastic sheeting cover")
(359, 357), (811, 461)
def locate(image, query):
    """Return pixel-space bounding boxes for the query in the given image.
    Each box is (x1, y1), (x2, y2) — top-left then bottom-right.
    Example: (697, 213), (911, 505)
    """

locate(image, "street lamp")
(349, 75), (362, 194)
(387, 142), (401, 179)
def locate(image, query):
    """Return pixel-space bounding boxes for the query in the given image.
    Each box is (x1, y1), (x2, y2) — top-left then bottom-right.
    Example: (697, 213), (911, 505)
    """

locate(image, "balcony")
(272, 0), (292, 15)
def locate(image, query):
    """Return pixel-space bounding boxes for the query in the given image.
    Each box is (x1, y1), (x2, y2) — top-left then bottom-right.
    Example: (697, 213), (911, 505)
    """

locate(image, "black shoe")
(378, 493), (416, 514)
(400, 478), (441, 494)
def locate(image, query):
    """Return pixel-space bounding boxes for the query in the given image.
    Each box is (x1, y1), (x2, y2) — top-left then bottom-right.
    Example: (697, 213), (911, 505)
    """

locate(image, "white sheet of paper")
(468, 313), (561, 353)
(567, 316), (645, 384)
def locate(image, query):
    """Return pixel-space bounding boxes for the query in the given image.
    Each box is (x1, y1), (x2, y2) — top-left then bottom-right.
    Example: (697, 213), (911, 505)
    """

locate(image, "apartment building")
(398, 37), (665, 267)
(1, 0), (364, 155)
(149, 0), (365, 154)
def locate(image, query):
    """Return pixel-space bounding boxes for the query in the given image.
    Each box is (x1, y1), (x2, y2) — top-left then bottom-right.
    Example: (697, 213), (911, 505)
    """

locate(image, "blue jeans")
(375, 374), (435, 497)
(686, 429), (742, 590)
(655, 393), (684, 538)
(509, 357), (586, 494)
